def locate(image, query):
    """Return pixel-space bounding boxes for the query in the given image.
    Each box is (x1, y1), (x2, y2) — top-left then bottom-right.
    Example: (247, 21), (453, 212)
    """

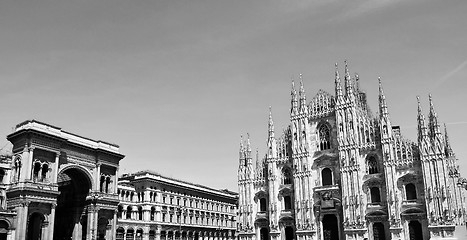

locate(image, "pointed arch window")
(406, 183), (417, 200)
(322, 168), (333, 186)
(318, 124), (331, 150)
(259, 198), (267, 212)
(367, 156), (378, 174)
(370, 187), (381, 203)
(284, 196), (292, 210)
(282, 168), (292, 185)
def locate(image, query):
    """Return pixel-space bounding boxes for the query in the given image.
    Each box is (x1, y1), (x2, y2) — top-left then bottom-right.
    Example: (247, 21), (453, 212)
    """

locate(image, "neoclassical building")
(0, 120), (124, 240)
(237, 62), (467, 240)
(0, 120), (239, 240)
(115, 171), (237, 240)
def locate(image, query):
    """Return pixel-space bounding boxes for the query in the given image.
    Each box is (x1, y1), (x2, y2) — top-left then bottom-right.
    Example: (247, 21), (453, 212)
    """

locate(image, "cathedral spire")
(378, 77), (389, 119)
(444, 123), (454, 157)
(344, 60), (354, 100)
(267, 107), (277, 159)
(378, 77), (392, 139)
(291, 78), (298, 116)
(335, 63), (343, 99)
(299, 74), (308, 114)
(239, 135), (245, 166)
(268, 107), (275, 139)
(417, 96), (429, 143)
(428, 94), (443, 138)
(246, 133), (252, 162)
(355, 73), (360, 93)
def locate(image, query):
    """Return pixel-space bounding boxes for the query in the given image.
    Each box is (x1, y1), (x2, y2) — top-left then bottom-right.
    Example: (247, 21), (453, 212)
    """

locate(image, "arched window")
(105, 177), (111, 193)
(282, 168), (292, 185)
(126, 228), (135, 240)
(116, 227), (125, 240)
(136, 229), (144, 240)
(100, 175), (105, 192)
(406, 183), (417, 200)
(150, 207), (156, 221)
(138, 207), (143, 220)
(126, 206), (132, 219)
(284, 196), (292, 210)
(41, 164), (48, 181)
(0, 169), (5, 183)
(370, 187), (381, 203)
(117, 205), (123, 219)
(33, 162), (41, 182)
(14, 157), (22, 182)
(259, 198), (267, 212)
(322, 168), (333, 186)
(318, 125), (331, 150)
(368, 156), (378, 174)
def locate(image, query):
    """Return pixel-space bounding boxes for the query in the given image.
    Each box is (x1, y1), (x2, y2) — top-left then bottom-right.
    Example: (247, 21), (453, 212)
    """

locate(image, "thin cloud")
(338, 0), (406, 20)
(432, 59), (467, 90)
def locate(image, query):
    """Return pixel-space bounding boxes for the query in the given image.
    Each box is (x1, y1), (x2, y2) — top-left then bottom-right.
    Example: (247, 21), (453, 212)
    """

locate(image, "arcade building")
(0, 120), (123, 240)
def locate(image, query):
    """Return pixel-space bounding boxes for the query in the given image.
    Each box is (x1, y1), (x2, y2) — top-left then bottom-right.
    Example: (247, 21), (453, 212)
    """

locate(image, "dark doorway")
(0, 220), (8, 240)
(372, 222), (386, 240)
(322, 214), (339, 240)
(285, 226), (294, 240)
(27, 212), (44, 240)
(408, 221), (423, 240)
(260, 228), (269, 240)
(54, 168), (91, 240)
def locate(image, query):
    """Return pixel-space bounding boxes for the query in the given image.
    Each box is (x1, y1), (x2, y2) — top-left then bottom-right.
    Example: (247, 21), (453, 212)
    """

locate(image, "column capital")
(20, 200), (31, 207)
(28, 146), (35, 152)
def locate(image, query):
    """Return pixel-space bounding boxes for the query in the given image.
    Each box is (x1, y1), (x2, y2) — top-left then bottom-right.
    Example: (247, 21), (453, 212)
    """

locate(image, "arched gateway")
(6, 120), (124, 240)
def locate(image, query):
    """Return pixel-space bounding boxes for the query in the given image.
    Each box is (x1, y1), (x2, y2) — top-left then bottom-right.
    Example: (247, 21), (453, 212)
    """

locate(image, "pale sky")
(1, 0), (467, 191)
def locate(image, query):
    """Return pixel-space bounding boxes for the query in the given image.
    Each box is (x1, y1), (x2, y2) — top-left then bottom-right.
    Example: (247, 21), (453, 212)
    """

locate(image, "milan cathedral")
(237, 62), (467, 240)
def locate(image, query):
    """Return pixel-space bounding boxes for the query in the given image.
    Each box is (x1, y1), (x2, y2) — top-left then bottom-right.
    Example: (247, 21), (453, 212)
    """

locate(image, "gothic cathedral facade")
(237, 62), (467, 240)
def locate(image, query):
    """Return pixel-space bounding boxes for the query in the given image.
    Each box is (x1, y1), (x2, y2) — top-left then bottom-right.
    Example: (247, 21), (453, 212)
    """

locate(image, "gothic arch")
(366, 154), (379, 174)
(58, 163), (94, 190)
(254, 190), (268, 202)
(396, 172), (418, 188)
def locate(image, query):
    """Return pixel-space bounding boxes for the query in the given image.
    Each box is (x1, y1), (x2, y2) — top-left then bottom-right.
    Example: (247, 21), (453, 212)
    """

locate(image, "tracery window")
(318, 124), (331, 150)
(368, 156), (378, 174)
(282, 168), (292, 185)
(32, 161), (48, 182)
(13, 156), (22, 182)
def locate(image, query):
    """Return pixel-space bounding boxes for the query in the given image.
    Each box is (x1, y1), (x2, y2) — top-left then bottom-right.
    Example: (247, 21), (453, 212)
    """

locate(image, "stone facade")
(1, 120), (124, 240)
(237, 62), (467, 240)
(115, 171), (237, 240)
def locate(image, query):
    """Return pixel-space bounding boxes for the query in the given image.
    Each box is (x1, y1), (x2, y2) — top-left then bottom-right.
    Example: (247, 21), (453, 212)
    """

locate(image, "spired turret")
(299, 74), (308, 115)
(378, 78), (392, 140)
(291, 79), (298, 116)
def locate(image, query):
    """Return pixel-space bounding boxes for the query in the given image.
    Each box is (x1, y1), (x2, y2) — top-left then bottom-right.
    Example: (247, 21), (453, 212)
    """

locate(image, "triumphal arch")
(6, 120), (124, 240)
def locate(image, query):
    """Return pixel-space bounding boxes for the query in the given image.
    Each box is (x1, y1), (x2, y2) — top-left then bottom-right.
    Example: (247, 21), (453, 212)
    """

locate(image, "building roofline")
(120, 170), (238, 198)
(9, 120), (123, 156)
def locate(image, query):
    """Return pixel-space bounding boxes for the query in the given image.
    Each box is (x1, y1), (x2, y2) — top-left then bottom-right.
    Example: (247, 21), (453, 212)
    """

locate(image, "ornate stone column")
(48, 203), (57, 240)
(53, 152), (60, 183)
(112, 210), (118, 240)
(17, 201), (30, 240)
(155, 226), (161, 240)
